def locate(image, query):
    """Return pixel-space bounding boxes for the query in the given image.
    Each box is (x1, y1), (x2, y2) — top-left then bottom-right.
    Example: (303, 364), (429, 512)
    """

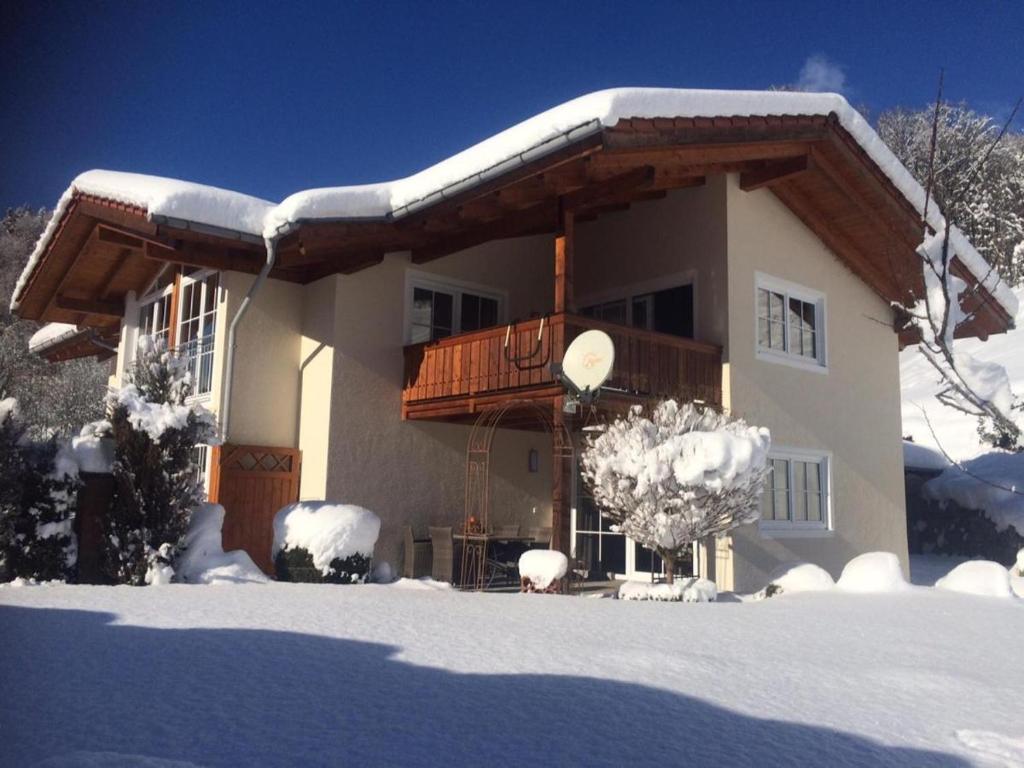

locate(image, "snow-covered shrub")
(618, 577), (717, 602)
(272, 502), (380, 584)
(176, 503), (267, 585)
(755, 562), (835, 599)
(1014, 548), (1024, 578)
(0, 397), (79, 582)
(581, 400), (770, 583)
(518, 549), (568, 592)
(103, 337), (218, 586)
(935, 560), (1016, 599)
(836, 552), (910, 594)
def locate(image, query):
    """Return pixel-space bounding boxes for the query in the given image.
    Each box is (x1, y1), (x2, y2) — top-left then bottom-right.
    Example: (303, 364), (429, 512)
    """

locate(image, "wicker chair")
(429, 526), (454, 584)
(402, 526), (432, 579)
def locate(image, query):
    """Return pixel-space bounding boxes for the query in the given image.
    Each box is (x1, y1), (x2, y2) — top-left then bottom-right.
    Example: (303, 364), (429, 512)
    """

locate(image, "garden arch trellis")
(460, 399), (575, 589)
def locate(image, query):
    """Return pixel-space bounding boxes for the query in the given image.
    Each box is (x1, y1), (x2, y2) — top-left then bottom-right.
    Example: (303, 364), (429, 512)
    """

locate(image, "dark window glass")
(652, 284), (694, 338)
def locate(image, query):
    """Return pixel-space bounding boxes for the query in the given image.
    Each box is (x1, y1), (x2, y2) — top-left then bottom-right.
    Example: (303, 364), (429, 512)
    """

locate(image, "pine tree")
(0, 397), (79, 581)
(103, 337), (218, 585)
(580, 401), (771, 583)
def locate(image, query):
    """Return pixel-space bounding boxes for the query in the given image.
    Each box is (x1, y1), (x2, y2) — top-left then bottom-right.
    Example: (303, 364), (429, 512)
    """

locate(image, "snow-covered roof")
(12, 87), (1018, 317)
(28, 322), (81, 353)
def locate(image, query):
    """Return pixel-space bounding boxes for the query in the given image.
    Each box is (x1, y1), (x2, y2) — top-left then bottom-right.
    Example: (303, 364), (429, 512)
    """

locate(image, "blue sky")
(2, 0), (1021, 210)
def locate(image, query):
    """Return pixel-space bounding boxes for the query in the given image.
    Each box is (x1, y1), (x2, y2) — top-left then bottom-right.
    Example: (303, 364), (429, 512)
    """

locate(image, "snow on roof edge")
(11, 88), (1018, 318)
(27, 322), (83, 354)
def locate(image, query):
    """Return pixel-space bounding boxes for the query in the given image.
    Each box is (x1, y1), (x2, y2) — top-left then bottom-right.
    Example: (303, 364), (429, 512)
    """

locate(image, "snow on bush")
(935, 561), (1016, 599)
(103, 337), (218, 586)
(518, 549), (567, 591)
(581, 400), (770, 584)
(618, 577), (717, 602)
(272, 502), (380, 583)
(924, 452), (1024, 536)
(755, 562), (835, 599)
(1014, 548), (1024, 577)
(836, 552), (910, 594)
(176, 503), (268, 585)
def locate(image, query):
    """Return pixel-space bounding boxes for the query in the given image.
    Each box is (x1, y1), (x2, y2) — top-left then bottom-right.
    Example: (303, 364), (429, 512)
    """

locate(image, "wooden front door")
(209, 443), (301, 574)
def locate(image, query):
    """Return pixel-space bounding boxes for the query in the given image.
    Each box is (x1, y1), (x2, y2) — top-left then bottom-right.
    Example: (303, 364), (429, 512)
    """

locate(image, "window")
(138, 293), (173, 346)
(406, 274), (503, 343)
(581, 282), (694, 339)
(193, 445), (210, 493)
(760, 451), (831, 534)
(177, 273), (219, 396)
(756, 274), (825, 369)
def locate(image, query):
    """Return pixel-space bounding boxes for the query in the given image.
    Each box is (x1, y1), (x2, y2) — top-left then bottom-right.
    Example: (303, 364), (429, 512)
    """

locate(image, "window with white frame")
(138, 292), (173, 347)
(407, 275), (502, 343)
(756, 274), (825, 368)
(760, 451), (831, 532)
(177, 272), (219, 396)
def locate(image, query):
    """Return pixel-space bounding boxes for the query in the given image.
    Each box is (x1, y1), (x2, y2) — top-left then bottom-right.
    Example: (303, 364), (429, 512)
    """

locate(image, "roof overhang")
(13, 108), (1014, 344)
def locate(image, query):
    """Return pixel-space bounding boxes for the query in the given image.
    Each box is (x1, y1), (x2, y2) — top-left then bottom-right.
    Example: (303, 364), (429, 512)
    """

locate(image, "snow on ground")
(2, 581), (1022, 767)
(901, 286), (1024, 461)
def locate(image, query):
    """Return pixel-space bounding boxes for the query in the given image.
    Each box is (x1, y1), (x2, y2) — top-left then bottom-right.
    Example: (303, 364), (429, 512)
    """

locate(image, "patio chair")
(429, 526), (454, 584)
(528, 526), (553, 548)
(402, 525), (432, 579)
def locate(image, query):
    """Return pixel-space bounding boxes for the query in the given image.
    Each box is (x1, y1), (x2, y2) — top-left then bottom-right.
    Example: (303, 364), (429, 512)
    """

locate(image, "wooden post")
(554, 206), (574, 314)
(551, 396), (573, 557)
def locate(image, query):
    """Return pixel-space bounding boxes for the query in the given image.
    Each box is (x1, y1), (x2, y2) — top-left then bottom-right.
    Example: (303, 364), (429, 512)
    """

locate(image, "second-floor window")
(407, 275), (502, 343)
(133, 269), (220, 397)
(756, 274), (826, 369)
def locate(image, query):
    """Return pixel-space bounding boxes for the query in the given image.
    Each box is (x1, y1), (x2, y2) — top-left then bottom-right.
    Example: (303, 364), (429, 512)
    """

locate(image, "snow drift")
(756, 562), (835, 598)
(176, 504), (268, 585)
(618, 577), (717, 602)
(935, 560), (1016, 599)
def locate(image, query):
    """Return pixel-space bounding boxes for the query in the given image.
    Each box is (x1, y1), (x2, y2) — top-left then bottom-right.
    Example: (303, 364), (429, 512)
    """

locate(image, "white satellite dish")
(558, 330), (615, 400)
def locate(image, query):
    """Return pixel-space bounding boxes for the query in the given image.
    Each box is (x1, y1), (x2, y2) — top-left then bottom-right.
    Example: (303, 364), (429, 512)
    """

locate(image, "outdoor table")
(453, 533), (537, 590)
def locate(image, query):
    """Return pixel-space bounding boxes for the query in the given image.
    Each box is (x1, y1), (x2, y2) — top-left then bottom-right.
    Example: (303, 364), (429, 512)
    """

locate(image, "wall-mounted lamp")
(528, 448), (539, 473)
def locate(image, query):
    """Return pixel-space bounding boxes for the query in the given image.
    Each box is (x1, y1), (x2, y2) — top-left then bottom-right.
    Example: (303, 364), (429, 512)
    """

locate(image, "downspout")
(220, 233), (279, 441)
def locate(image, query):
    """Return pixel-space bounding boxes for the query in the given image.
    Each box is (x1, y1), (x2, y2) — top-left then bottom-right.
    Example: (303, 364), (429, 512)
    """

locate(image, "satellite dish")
(558, 330), (615, 401)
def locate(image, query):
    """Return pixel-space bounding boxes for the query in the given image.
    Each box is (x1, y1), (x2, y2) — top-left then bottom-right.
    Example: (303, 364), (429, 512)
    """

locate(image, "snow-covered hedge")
(924, 452), (1024, 537)
(618, 577), (717, 602)
(755, 562), (835, 599)
(518, 549), (567, 592)
(836, 552), (910, 594)
(935, 560), (1016, 599)
(176, 503), (268, 585)
(272, 502), (380, 584)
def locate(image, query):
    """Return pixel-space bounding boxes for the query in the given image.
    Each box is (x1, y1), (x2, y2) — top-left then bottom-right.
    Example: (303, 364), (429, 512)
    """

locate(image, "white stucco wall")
(721, 173), (908, 593)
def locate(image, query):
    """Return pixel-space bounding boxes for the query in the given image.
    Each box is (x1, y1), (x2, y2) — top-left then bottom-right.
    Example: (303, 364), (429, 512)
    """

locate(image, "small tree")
(0, 397), (79, 581)
(580, 400), (771, 583)
(104, 337), (218, 585)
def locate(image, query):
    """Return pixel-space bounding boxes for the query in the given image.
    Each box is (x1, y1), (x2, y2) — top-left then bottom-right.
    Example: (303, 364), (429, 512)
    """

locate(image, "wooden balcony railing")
(402, 313), (722, 418)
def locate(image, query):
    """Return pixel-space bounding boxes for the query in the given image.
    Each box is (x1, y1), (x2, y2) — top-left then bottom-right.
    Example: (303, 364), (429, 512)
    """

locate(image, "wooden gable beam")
(144, 240), (263, 274)
(411, 201), (558, 264)
(561, 166), (656, 213)
(96, 223), (176, 252)
(740, 155), (811, 191)
(55, 294), (124, 318)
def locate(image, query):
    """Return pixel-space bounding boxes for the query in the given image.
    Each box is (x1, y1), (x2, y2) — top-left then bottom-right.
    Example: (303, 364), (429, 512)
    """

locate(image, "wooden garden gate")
(208, 443), (301, 574)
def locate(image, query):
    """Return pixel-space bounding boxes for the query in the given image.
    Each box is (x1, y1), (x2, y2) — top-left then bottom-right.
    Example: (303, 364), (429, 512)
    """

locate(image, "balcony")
(401, 313), (722, 421)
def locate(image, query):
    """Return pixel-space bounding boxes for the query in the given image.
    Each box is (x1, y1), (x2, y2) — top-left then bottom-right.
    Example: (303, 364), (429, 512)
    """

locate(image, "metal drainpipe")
(220, 234), (279, 441)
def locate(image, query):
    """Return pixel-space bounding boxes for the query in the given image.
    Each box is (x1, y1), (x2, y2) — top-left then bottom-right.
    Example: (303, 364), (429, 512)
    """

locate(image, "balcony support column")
(554, 206), (574, 314)
(551, 396), (573, 559)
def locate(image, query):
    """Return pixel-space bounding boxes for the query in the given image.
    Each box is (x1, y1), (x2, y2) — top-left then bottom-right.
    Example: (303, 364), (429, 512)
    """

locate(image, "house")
(13, 88), (1016, 592)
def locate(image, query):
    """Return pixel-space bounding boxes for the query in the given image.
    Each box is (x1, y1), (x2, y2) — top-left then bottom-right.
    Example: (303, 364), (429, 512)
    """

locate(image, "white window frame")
(175, 270), (220, 401)
(759, 447), (833, 538)
(403, 270), (507, 344)
(755, 272), (827, 373)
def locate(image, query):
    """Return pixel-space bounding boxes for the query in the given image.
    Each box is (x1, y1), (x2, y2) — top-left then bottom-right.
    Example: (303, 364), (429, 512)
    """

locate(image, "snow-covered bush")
(581, 400), (770, 583)
(755, 562), (835, 599)
(176, 503), (267, 585)
(618, 577), (717, 602)
(935, 560), (1016, 599)
(836, 552), (910, 594)
(272, 502), (380, 584)
(0, 397), (79, 582)
(518, 549), (567, 592)
(103, 337), (218, 586)
(1014, 548), (1024, 578)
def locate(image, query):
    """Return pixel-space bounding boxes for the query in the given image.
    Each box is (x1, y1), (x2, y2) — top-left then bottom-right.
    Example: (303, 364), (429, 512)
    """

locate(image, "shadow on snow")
(1, 604), (967, 768)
